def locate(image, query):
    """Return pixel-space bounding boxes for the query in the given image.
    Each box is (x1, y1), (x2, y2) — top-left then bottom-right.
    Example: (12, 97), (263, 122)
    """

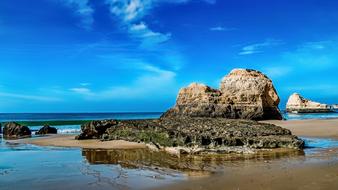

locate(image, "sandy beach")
(264, 118), (338, 138)
(22, 135), (147, 149)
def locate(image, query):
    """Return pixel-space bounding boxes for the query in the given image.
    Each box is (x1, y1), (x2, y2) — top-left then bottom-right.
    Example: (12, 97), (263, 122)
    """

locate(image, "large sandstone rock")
(36, 125), (57, 135)
(286, 93), (333, 113)
(76, 120), (118, 140)
(3, 122), (31, 138)
(162, 69), (282, 120)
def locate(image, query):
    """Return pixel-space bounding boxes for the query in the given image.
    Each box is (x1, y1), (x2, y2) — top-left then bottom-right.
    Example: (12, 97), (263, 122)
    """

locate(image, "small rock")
(36, 125), (57, 135)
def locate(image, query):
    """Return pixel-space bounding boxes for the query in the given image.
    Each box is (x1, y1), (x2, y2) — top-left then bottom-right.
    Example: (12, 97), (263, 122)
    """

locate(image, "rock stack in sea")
(161, 69), (282, 120)
(286, 93), (333, 113)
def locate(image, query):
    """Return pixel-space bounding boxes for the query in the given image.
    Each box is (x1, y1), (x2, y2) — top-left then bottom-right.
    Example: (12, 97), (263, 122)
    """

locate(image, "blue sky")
(0, 0), (338, 113)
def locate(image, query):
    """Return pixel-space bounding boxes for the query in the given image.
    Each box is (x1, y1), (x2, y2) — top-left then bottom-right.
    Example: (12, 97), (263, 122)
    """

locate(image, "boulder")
(162, 69), (282, 120)
(76, 120), (118, 140)
(36, 125), (57, 135)
(286, 93), (333, 113)
(3, 122), (31, 138)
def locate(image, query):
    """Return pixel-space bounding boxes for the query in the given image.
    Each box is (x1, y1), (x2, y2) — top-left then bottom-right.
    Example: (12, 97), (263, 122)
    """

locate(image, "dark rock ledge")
(76, 118), (304, 154)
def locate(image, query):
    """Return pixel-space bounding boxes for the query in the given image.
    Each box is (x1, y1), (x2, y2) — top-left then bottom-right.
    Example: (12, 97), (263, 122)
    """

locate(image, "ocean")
(1, 111), (338, 134)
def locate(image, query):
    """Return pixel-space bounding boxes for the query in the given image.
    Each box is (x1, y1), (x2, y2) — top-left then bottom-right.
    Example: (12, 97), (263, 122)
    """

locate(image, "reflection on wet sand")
(82, 148), (305, 173)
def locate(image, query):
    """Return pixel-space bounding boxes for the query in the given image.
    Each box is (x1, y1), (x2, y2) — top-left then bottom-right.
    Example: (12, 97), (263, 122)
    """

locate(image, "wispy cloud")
(105, 0), (216, 47)
(59, 0), (94, 30)
(209, 26), (236, 32)
(239, 39), (283, 55)
(69, 60), (177, 100)
(0, 92), (62, 102)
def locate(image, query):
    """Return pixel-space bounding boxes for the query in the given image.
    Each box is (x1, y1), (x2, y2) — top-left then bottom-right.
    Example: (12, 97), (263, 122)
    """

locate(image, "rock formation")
(3, 122), (31, 138)
(36, 125), (57, 135)
(75, 120), (118, 140)
(76, 118), (304, 153)
(286, 93), (333, 113)
(162, 69), (282, 120)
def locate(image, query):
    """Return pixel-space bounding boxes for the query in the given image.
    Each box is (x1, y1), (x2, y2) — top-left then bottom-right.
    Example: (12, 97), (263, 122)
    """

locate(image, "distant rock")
(0, 123), (2, 134)
(162, 69), (282, 120)
(36, 125), (57, 135)
(332, 104), (338, 110)
(286, 93), (333, 113)
(76, 120), (118, 140)
(3, 122), (31, 138)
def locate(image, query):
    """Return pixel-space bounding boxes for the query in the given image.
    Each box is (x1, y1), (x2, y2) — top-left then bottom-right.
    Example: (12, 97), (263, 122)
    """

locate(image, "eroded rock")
(3, 122), (31, 139)
(162, 69), (282, 120)
(286, 93), (333, 113)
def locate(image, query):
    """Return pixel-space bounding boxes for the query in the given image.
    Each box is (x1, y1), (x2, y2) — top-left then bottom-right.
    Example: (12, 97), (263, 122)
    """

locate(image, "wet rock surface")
(3, 122), (31, 139)
(77, 118), (304, 153)
(36, 125), (57, 135)
(162, 69), (282, 120)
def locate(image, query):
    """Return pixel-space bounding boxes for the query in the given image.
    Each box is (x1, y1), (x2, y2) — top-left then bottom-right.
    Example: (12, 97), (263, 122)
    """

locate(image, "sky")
(0, 0), (338, 113)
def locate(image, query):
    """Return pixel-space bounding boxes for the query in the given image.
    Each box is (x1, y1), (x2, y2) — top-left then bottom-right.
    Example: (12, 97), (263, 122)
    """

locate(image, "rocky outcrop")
(286, 93), (333, 113)
(75, 120), (118, 140)
(3, 122), (31, 138)
(162, 69), (282, 120)
(76, 118), (304, 154)
(36, 125), (57, 135)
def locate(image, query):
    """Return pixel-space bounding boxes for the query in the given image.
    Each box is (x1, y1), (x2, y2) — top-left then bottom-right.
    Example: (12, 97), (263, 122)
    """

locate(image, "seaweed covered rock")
(3, 122), (31, 139)
(100, 118), (304, 153)
(162, 69), (282, 120)
(36, 125), (57, 135)
(76, 120), (118, 140)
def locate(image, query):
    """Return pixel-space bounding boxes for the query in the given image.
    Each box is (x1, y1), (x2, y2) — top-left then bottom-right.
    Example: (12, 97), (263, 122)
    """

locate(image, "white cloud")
(239, 39), (283, 55)
(210, 26), (236, 31)
(58, 0), (93, 29)
(0, 92), (62, 102)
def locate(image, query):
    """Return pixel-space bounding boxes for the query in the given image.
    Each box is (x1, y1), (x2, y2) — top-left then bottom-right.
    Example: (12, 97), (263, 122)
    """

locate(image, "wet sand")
(157, 154), (338, 190)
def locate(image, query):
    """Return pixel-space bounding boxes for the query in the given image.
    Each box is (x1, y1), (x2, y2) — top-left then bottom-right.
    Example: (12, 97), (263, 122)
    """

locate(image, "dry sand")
(264, 118), (338, 138)
(22, 135), (146, 149)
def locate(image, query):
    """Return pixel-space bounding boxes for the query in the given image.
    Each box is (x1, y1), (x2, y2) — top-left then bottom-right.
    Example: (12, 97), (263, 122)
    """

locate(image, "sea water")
(1, 111), (338, 134)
